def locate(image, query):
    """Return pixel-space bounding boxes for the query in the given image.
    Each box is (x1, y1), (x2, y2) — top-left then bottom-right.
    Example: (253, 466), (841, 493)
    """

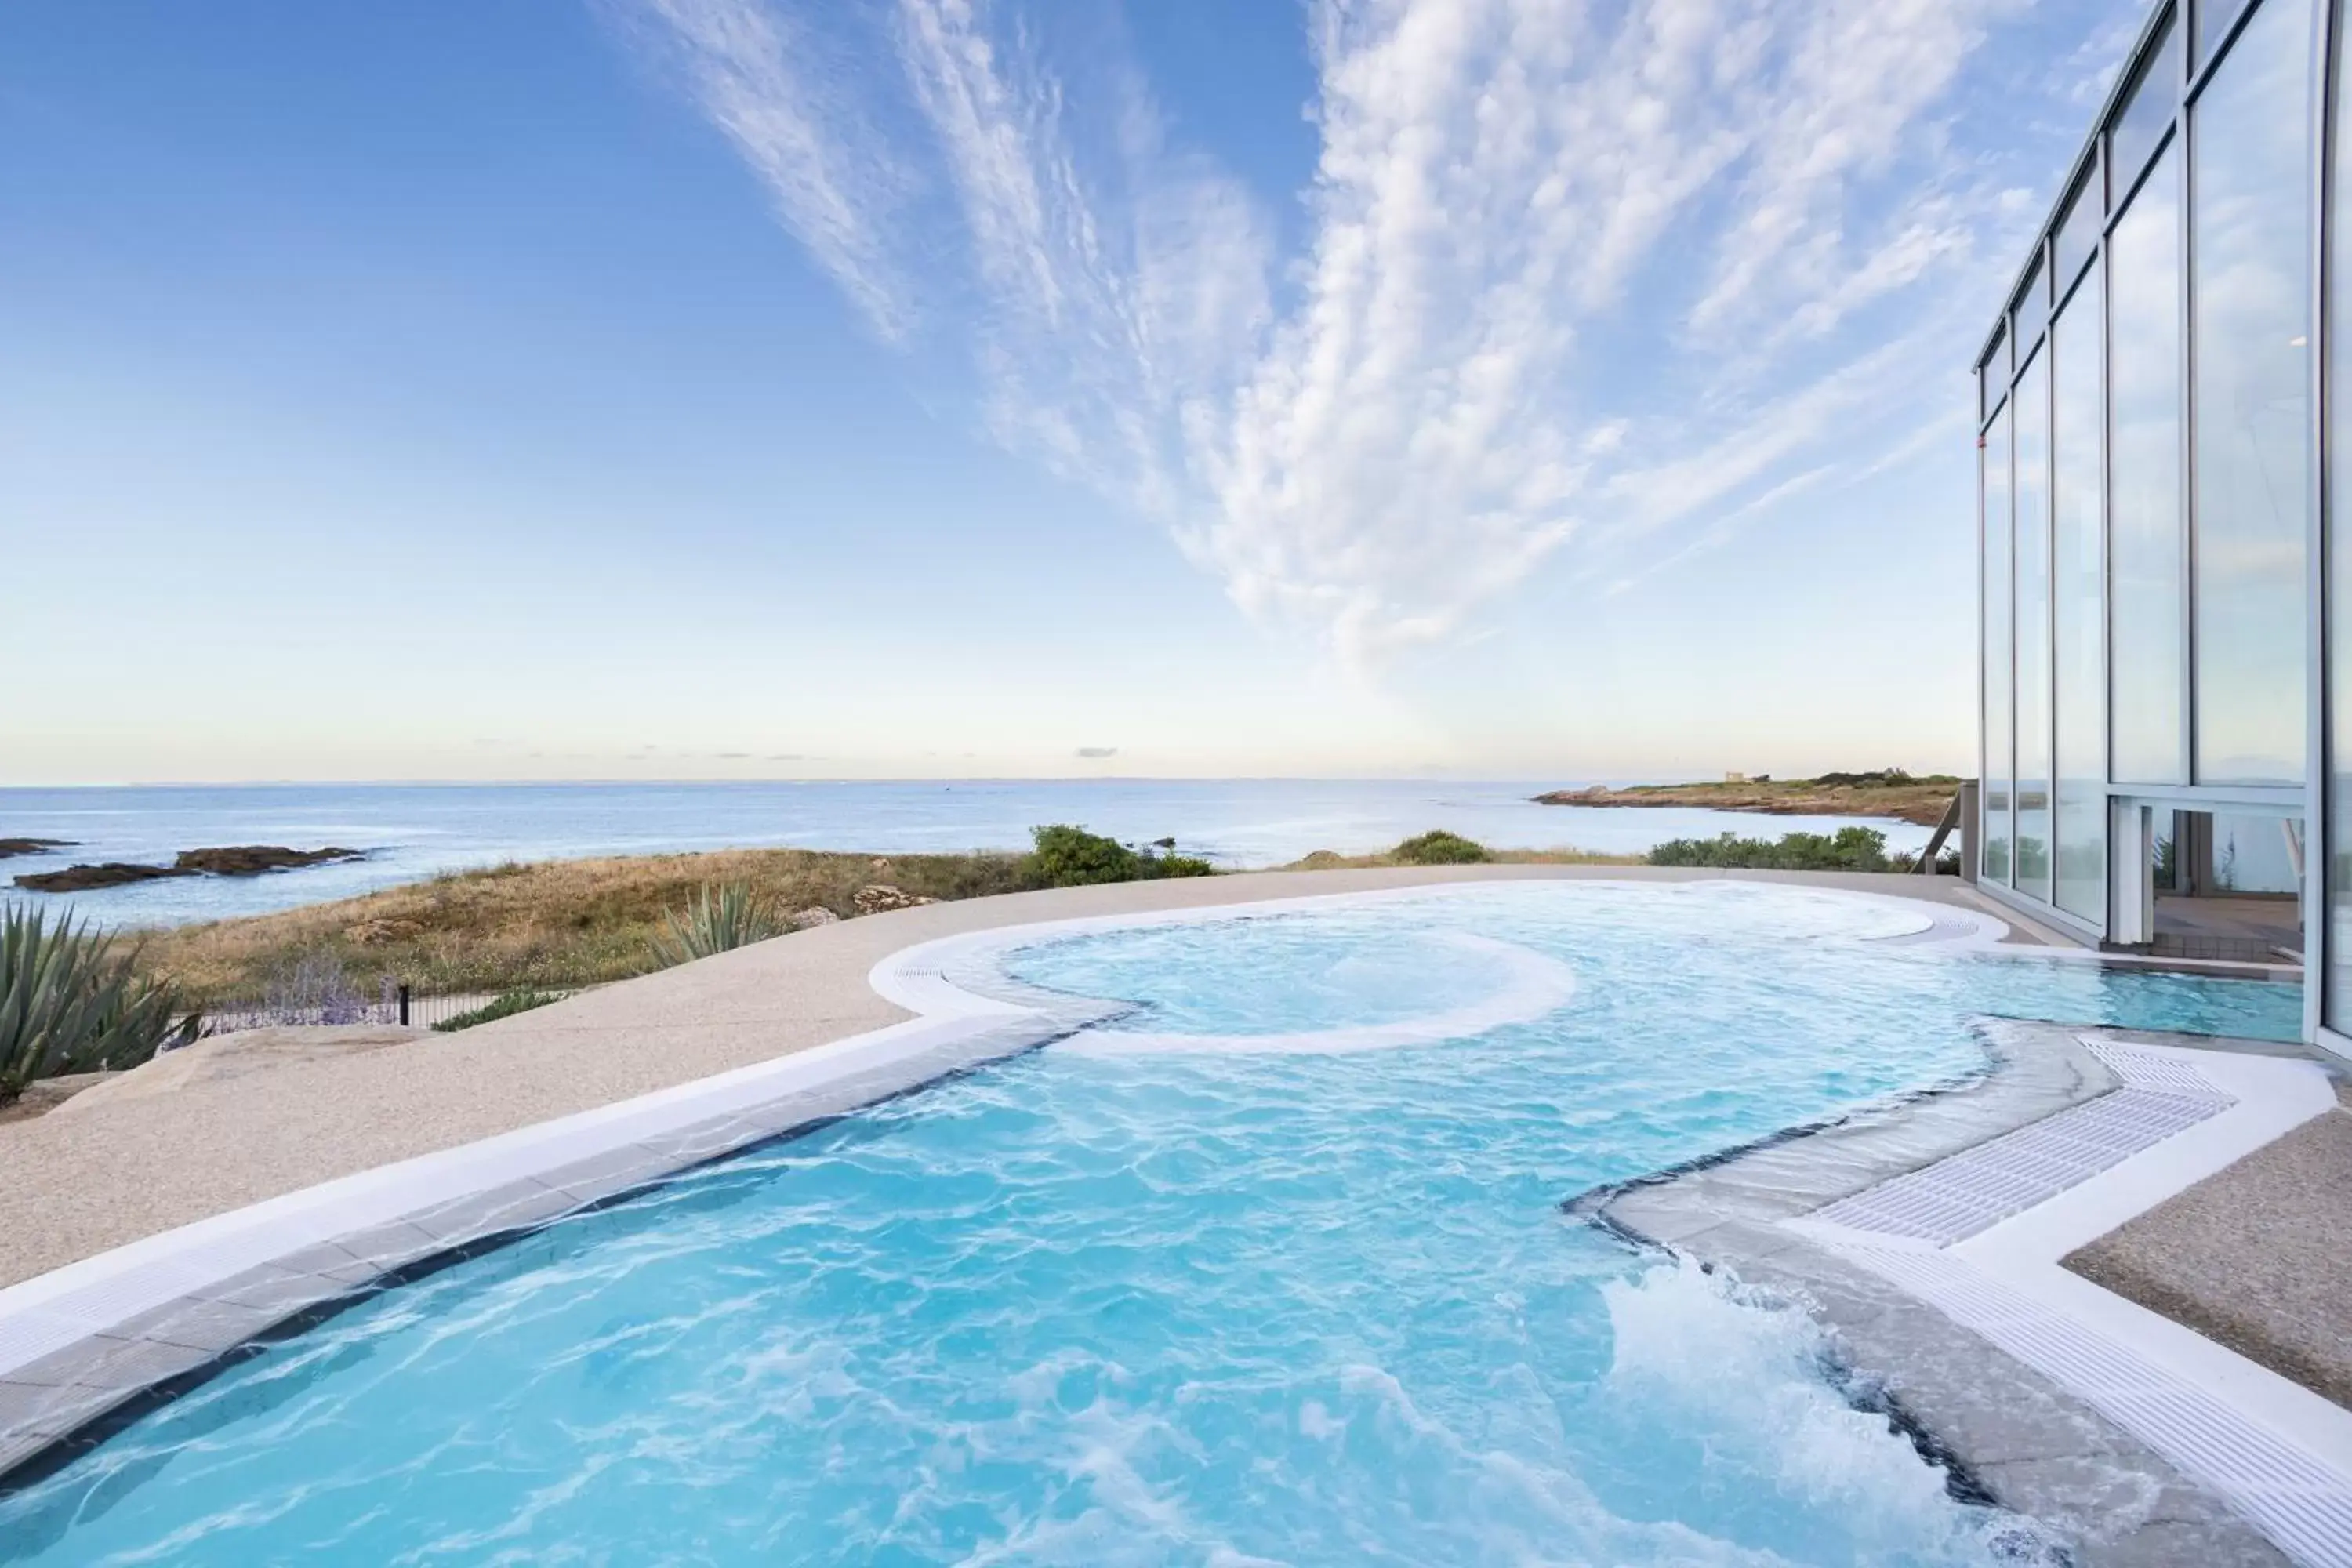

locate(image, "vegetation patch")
(1391, 830), (1491, 866)
(650, 882), (786, 967)
(432, 989), (565, 1033)
(1646, 826), (1896, 872)
(2, 903), (197, 1104)
(1023, 825), (1215, 887)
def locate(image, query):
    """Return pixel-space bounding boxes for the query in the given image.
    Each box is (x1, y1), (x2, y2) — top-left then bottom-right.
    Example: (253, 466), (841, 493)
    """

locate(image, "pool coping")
(1586, 1021), (2350, 1567)
(0, 874), (2274, 1534)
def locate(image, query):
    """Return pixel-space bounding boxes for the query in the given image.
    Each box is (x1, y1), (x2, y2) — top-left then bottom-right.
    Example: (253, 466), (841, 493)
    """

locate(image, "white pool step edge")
(1788, 1041), (2352, 1568)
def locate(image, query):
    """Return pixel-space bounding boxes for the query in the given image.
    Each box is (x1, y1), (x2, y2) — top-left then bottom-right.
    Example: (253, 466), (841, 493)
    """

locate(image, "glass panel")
(2110, 143), (2188, 784)
(2111, 11), (2180, 191)
(2056, 173), (2103, 296)
(2196, 0), (2241, 67)
(2014, 345), (2053, 902)
(1983, 404), (2013, 886)
(1981, 326), (2008, 424)
(2013, 255), (2048, 357)
(2054, 278), (2107, 924)
(2209, 812), (2303, 892)
(2190, 0), (2310, 786)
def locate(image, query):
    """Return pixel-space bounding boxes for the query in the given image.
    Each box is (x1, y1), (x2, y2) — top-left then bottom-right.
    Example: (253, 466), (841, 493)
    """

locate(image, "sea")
(0, 780), (1936, 928)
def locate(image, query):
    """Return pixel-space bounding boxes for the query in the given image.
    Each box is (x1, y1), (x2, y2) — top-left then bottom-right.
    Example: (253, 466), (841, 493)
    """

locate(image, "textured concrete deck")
(0, 865), (2028, 1292)
(2068, 1081), (2352, 1409)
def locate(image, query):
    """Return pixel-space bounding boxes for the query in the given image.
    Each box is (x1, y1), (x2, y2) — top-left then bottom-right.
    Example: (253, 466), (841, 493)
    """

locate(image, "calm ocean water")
(0, 780), (1934, 927)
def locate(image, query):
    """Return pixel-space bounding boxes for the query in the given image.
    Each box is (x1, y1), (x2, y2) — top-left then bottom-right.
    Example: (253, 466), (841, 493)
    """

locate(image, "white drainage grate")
(1833, 1238), (2352, 1568)
(1793, 1040), (2352, 1568)
(1811, 1043), (2232, 1245)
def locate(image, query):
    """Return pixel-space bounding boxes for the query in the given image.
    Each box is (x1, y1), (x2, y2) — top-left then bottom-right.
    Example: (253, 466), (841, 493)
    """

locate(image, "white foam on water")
(1602, 1259), (2064, 1567)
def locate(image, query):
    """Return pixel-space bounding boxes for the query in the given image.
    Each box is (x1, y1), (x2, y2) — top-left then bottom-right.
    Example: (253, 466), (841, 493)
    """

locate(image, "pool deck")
(0, 863), (2337, 1561)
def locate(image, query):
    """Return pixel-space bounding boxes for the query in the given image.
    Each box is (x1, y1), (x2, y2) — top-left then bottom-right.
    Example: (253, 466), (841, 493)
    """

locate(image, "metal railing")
(193, 982), (585, 1037)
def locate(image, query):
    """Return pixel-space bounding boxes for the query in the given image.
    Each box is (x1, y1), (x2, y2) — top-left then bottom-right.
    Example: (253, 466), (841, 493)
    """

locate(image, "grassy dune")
(136, 848), (1033, 1004)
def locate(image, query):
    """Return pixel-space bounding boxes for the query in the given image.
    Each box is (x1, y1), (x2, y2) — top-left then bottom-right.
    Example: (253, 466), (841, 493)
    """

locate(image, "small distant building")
(1973, 0), (2342, 1051)
(1725, 771), (1748, 785)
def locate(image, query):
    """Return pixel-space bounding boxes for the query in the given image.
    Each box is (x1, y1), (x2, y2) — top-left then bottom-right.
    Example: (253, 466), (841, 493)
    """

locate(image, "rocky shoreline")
(13, 846), (362, 894)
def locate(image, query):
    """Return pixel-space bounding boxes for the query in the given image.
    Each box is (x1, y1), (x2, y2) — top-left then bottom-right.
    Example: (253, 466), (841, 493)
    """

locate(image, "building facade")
(1974, 0), (2352, 1049)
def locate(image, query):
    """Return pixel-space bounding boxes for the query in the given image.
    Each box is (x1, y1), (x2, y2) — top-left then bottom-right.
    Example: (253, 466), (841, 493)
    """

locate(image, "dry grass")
(1276, 848), (1642, 871)
(132, 839), (1646, 1006)
(135, 848), (1033, 1004)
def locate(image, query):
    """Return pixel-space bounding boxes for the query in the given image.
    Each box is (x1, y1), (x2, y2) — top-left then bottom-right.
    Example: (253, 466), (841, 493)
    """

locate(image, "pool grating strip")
(1798, 1041), (2352, 1568)
(1809, 1041), (2234, 1245)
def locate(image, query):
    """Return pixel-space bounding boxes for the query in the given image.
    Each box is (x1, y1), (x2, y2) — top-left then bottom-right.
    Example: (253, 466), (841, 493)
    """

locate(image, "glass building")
(1973, 0), (2352, 1051)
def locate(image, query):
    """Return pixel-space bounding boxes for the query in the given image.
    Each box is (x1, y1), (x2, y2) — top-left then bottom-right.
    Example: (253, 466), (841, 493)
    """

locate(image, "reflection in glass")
(2013, 256), (2047, 360)
(2110, 144), (2187, 784)
(2053, 281), (2106, 924)
(1982, 328), (2007, 424)
(2111, 12), (2179, 192)
(2196, 0), (2241, 67)
(2056, 175), (2102, 296)
(2013, 347), (2053, 901)
(1983, 407), (2013, 886)
(2190, 0), (2310, 785)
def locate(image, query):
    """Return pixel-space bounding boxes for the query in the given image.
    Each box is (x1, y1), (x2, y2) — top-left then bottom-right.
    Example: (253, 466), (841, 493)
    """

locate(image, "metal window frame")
(2312, 0), (2339, 1048)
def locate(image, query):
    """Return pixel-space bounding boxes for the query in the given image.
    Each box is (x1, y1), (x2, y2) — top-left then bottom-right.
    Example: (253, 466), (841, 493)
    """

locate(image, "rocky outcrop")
(853, 884), (940, 916)
(790, 906), (842, 927)
(14, 844), (363, 892)
(172, 845), (361, 876)
(0, 839), (72, 860)
(13, 862), (198, 892)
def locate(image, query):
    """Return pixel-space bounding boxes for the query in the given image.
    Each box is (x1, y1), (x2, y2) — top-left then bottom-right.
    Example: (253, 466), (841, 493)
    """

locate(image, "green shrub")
(1027, 824), (1140, 886)
(1022, 826), (1218, 887)
(649, 882), (784, 967)
(432, 988), (564, 1032)
(0, 903), (195, 1103)
(1392, 830), (1491, 866)
(1646, 826), (1891, 872)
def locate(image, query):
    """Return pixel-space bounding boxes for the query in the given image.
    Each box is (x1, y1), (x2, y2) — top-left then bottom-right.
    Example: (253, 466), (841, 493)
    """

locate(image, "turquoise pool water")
(0, 884), (2299, 1565)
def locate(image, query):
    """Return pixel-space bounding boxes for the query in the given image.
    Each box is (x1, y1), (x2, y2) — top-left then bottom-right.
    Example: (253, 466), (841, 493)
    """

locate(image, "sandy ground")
(2067, 1082), (2352, 1407)
(0, 866), (2032, 1290)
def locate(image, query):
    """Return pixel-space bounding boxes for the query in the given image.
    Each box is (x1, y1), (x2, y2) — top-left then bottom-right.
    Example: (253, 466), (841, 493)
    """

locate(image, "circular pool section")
(0, 881), (2302, 1566)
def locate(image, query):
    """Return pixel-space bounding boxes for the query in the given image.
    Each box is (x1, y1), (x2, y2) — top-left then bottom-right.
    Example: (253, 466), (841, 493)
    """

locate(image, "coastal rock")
(0, 838), (73, 860)
(853, 884), (939, 916)
(13, 862), (198, 893)
(173, 844), (362, 876)
(790, 906), (842, 927)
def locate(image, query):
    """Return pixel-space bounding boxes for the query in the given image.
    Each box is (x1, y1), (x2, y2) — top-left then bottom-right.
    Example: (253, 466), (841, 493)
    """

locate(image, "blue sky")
(2, 0), (2143, 785)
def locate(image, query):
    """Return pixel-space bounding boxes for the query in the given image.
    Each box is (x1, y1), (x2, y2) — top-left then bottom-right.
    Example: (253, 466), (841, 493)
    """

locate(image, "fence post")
(398, 984), (411, 1029)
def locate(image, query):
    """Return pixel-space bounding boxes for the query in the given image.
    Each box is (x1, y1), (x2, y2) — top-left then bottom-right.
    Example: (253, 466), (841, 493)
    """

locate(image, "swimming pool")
(0, 882), (2300, 1565)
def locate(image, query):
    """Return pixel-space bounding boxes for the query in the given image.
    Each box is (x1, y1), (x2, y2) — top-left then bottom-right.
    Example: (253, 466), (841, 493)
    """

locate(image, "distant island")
(1534, 769), (1962, 828)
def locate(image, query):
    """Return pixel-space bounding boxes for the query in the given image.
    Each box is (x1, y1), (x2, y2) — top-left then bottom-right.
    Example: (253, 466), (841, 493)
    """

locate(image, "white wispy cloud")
(610, 0), (2104, 663)
(605, 0), (915, 337)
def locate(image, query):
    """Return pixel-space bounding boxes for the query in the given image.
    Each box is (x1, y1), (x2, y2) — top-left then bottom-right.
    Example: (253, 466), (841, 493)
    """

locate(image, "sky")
(1, 0), (2147, 786)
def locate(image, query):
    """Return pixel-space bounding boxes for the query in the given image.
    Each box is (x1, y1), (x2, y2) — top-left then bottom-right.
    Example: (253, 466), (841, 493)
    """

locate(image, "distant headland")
(1534, 769), (1962, 828)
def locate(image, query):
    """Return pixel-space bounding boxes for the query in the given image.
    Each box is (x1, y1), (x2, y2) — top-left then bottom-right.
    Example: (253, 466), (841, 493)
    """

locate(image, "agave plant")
(649, 882), (783, 968)
(0, 903), (196, 1104)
